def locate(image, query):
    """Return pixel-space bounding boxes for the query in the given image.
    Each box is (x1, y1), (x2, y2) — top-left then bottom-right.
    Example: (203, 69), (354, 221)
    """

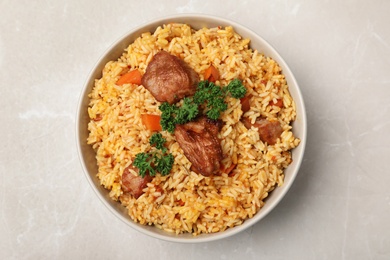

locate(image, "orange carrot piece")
(222, 163), (237, 176)
(240, 94), (252, 113)
(204, 65), (220, 83)
(177, 199), (185, 206)
(141, 114), (162, 131)
(93, 114), (103, 121)
(270, 98), (283, 108)
(116, 69), (142, 86)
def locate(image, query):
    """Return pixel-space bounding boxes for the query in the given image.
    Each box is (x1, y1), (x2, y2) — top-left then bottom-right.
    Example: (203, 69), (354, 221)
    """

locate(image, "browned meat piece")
(242, 117), (283, 145)
(141, 51), (199, 104)
(121, 165), (152, 199)
(174, 116), (223, 176)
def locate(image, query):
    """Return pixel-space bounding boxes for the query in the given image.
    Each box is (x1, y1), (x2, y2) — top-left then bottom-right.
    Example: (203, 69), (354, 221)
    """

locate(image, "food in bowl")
(86, 23), (300, 235)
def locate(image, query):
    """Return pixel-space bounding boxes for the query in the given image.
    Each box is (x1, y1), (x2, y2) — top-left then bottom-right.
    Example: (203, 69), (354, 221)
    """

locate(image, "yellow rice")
(87, 23), (300, 235)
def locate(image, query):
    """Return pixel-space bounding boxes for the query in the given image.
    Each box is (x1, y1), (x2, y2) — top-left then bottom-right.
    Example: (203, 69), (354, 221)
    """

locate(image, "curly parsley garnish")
(133, 133), (174, 177)
(159, 79), (246, 133)
(225, 78), (248, 99)
(159, 97), (199, 133)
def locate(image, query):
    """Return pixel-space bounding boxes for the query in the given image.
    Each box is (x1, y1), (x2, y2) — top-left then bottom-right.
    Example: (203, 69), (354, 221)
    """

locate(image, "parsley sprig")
(133, 133), (174, 177)
(159, 97), (199, 133)
(159, 79), (246, 133)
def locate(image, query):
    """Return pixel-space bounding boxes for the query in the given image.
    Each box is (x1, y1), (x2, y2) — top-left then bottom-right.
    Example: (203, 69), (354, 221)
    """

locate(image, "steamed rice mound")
(87, 23), (300, 235)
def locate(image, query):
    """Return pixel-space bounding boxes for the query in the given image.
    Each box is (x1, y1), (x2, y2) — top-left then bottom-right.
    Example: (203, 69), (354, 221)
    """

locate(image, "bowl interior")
(76, 14), (307, 243)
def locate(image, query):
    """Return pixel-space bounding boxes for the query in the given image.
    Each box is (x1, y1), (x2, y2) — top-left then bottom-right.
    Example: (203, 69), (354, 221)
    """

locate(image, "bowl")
(76, 14), (307, 243)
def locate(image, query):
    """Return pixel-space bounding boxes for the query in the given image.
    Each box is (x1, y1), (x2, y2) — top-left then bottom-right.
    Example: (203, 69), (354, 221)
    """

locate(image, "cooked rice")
(87, 23), (300, 235)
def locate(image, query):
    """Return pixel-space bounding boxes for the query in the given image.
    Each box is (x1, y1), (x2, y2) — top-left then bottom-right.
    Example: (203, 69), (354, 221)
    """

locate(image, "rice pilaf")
(87, 23), (300, 235)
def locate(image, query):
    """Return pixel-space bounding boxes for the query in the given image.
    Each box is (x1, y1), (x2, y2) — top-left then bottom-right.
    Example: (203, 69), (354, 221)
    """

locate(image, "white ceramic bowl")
(76, 14), (307, 243)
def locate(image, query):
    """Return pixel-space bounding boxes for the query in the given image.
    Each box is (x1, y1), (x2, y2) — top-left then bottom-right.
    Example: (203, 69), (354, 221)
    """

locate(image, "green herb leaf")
(149, 133), (167, 152)
(193, 80), (210, 105)
(174, 97), (199, 124)
(154, 153), (174, 176)
(225, 78), (246, 99)
(133, 152), (156, 177)
(194, 80), (228, 120)
(159, 99), (199, 133)
(134, 134), (174, 177)
(159, 102), (178, 133)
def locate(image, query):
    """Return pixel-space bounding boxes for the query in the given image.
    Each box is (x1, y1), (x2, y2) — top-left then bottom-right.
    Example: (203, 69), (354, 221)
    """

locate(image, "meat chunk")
(174, 116), (223, 176)
(141, 51), (199, 104)
(242, 117), (283, 145)
(121, 165), (152, 199)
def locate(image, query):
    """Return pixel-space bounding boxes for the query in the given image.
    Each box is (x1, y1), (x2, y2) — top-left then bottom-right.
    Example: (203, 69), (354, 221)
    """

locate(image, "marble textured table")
(1, 0), (389, 259)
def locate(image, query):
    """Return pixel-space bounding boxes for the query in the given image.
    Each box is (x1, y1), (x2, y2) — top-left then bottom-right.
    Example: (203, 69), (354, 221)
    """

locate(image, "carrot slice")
(141, 114), (162, 131)
(240, 94), (252, 113)
(221, 163), (237, 176)
(204, 65), (220, 83)
(270, 98), (283, 108)
(177, 199), (185, 206)
(117, 69), (142, 85)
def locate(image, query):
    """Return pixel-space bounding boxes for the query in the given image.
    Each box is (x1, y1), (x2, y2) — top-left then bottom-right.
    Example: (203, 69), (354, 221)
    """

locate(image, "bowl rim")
(76, 13), (307, 243)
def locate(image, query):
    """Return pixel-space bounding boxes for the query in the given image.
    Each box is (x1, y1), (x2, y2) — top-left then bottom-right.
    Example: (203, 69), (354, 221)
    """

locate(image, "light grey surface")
(1, 0), (389, 259)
